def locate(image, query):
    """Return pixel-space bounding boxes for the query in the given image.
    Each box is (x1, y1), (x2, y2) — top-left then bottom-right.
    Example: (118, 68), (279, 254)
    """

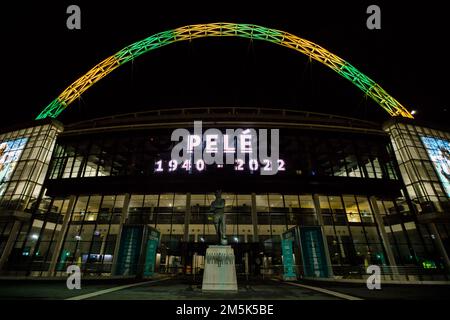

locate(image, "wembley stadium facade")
(0, 107), (448, 280)
(1, 23), (449, 281)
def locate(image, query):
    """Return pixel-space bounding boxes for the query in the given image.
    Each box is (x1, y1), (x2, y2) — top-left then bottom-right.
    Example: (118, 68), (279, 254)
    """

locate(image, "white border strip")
(282, 281), (363, 300)
(65, 277), (170, 300)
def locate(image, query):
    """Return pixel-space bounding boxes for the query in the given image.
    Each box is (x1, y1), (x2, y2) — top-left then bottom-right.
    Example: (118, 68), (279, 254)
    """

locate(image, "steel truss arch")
(36, 22), (414, 119)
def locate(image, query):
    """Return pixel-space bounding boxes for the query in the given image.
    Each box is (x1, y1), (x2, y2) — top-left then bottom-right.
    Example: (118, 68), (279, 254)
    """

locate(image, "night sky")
(1, 1), (448, 128)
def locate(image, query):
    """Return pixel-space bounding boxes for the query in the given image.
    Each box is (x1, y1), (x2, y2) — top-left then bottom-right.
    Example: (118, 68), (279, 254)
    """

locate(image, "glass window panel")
(284, 195), (299, 208)
(51, 199), (65, 214)
(70, 157), (83, 178)
(319, 196), (330, 213)
(268, 194), (284, 209)
(255, 195), (269, 212)
(372, 158), (383, 178)
(73, 196), (89, 221)
(237, 194), (252, 207)
(356, 196), (374, 223)
(329, 196), (344, 213)
(173, 194), (186, 213)
(222, 194), (236, 212)
(158, 194), (174, 213)
(364, 226), (381, 244)
(191, 194), (206, 207)
(79, 225), (95, 241)
(112, 195), (124, 210)
(129, 195), (144, 211)
(144, 195), (158, 207)
(62, 158), (74, 178)
(343, 195), (361, 223)
(299, 195), (314, 214)
(256, 194), (270, 225)
(87, 196), (101, 213)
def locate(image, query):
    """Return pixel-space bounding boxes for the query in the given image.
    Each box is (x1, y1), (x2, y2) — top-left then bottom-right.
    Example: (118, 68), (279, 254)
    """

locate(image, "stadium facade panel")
(0, 108), (449, 280)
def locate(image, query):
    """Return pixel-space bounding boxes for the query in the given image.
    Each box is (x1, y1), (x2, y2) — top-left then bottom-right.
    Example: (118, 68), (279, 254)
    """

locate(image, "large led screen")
(420, 136), (450, 197)
(0, 137), (28, 196)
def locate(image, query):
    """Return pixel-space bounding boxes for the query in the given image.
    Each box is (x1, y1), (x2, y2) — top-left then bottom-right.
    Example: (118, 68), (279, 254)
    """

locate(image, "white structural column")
(183, 193), (192, 242)
(251, 193), (259, 242)
(428, 222), (450, 271)
(48, 195), (77, 275)
(0, 220), (22, 271)
(110, 193), (131, 275)
(244, 233), (249, 278)
(369, 196), (399, 274)
(312, 194), (334, 278)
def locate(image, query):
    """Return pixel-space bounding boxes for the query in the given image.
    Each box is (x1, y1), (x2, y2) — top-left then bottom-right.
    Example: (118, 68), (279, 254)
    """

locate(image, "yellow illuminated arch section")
(36, 22), (414, 119)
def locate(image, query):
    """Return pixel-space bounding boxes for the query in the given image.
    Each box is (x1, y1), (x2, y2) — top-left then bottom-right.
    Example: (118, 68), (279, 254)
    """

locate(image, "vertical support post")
(111, 193), (131, 276)
(183, 193), (191, 242)
(312, 195), (324, 226)
(136, 225), (149, 279)
(244, 233), (249, 280)
(369, 196), (399, 277)
(0, 220), (22, 271)
(251, 193), (259, 243)
(48, 195), (77, 275)
(182, 193), (191, 274)
(312, 194), (334, 278)
(428, 222), (450, 272)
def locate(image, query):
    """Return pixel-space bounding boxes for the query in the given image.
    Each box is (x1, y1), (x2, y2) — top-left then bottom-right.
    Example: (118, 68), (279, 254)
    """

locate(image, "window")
(343, 195), (361, 223)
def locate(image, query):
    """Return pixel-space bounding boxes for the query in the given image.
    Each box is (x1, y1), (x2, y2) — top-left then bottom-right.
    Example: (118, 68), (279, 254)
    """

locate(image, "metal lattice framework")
(36, 22), (414, 119)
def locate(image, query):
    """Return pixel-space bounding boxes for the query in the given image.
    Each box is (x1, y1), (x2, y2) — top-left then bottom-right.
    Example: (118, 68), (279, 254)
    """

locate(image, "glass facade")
(47, 128), (398, 181)
(1, 111), (449, 280)
(4, 191), (444, 278)
(385, 121), (450, 214)
(0, 122), (62, 212)
(384, 120), (450, 271)
(0, 121), (62, 262)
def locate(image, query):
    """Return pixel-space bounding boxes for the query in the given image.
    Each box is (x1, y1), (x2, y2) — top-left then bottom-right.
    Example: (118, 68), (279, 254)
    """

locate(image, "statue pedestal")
(202, 245), (238, 292)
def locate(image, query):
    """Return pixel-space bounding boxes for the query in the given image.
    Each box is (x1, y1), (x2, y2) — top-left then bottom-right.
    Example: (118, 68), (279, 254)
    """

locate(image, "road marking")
(65, 277), (170, 300)
(280, 281), (363, 300)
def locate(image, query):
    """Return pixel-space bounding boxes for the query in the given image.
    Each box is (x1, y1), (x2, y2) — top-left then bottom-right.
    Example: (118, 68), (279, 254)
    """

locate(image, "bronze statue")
(210, 190), (227, 245)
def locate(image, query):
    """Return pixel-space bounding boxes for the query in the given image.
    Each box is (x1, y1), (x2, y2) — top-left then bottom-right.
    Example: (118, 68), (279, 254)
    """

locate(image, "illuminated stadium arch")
(36, 22), (414, 119)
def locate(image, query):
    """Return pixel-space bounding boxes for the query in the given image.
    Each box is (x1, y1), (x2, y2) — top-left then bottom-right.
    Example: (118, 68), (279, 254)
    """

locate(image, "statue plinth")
(202, 245), (238, 292)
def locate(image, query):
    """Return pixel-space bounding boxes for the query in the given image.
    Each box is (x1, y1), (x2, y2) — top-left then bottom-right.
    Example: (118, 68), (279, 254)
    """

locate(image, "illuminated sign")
(0, 137), (28, 196)
(422, 260), (437, 269)
(299, 226), (329, 278)
(154, 158), (286, 174)
(420, 136), (450, 197)
(155, 121), (285, 175)
(281, 239), (297, 280)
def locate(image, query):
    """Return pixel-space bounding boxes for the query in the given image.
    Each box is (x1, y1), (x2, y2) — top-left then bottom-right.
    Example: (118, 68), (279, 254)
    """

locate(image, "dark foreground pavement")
(86, 278), (339, 300)
(0, 277), (449, 300)
(0, 278), (137, 300)
(299, 280), (450, 300)
(0, 278), (339, 300)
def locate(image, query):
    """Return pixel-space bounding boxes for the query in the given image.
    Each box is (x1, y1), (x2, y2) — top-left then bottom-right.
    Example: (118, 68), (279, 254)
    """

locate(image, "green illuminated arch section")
(36, 22), (414, 119)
